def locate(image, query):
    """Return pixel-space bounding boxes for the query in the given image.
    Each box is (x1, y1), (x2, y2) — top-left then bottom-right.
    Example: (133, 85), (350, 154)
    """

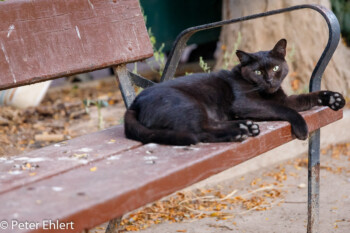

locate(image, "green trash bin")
(140, 0), (222, 52)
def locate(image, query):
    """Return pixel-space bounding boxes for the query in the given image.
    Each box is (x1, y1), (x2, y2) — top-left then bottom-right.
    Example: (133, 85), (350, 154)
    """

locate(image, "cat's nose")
(266, 78), (273, 84)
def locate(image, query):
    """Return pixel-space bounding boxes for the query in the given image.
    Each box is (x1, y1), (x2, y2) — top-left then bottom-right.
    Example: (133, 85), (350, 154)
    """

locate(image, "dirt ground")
(0, 76), (126, 157)
(92, 143), (350, 233)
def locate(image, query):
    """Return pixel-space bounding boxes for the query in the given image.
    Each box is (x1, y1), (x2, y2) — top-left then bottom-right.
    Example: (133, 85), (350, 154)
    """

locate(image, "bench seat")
(0, 106), (342, 233)
(0, 0), (342, 232)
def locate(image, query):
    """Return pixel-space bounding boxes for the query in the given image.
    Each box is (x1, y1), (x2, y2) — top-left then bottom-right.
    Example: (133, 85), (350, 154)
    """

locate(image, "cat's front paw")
(318, 91), (345, 111)
(290, 116), (309, 140)
(239, 120), (260, 137)
(233, 130), (249, 142)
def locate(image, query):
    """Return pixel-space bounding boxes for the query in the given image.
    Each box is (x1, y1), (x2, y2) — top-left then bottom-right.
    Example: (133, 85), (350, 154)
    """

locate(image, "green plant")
(147, 28), (166, 76)
(222, 32), (242, 70)
(199, 56), (211, 73)
(132, 62), (138, 75)
(293, 84), (309, 95)
(83, 99), (109, 129)
(133, 3), (166, 76)
(286, 43), (296, 64)
(135, 87), (144, 95)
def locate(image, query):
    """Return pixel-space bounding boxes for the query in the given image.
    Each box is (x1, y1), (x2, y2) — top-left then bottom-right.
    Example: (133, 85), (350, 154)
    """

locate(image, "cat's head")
(236, 39), (289, 94)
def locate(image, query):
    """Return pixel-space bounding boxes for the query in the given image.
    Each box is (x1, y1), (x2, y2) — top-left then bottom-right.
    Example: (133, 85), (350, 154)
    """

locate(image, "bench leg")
(307, 129), (320, 233)
(105, 216), (122, 233)
(114, 64), (136, 109)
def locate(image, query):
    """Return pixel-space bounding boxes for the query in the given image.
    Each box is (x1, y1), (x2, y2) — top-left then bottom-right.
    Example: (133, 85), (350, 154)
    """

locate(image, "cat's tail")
(124, 109), (198, 145)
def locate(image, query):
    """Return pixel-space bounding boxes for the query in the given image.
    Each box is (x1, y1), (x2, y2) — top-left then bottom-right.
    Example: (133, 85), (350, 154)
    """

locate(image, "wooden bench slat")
(0, 0), (153, 90)
(0, 107), (342, 233)
(0, 126), (141, 195)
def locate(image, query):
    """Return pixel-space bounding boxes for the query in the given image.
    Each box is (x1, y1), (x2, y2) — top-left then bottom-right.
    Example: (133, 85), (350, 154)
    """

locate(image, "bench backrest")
(0, 0), (153, 90)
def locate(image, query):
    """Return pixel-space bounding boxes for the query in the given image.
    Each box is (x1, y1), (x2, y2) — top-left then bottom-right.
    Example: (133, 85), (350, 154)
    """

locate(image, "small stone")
(145, 160), (155, 165)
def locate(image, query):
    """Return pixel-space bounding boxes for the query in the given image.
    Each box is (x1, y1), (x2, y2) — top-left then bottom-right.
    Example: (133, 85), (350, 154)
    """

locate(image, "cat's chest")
(233, 91), (260, 104)
(231, 92), (276, 114)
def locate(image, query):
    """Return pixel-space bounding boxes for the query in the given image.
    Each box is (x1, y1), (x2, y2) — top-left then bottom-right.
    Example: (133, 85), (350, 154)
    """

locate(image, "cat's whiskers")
(243, 86), (261, 93)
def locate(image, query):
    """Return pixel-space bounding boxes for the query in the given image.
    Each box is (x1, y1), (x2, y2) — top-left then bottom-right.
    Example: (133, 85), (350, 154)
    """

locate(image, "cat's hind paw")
(318, 91), (345, 111)
(239, 120), (260, 137)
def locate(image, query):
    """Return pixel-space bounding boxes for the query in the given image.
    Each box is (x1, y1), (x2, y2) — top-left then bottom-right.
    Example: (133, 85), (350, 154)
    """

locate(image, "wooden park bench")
(0, 1), (343, 233)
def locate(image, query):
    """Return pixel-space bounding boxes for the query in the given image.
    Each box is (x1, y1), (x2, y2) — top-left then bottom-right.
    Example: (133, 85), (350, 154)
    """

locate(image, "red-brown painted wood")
(0, 107), (342, 233)
(0, 126), (141, 195)
(0, 0), (153, 90)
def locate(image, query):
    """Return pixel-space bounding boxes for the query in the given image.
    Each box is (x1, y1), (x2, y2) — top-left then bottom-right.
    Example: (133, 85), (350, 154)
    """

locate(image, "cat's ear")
(236, 50), (255, 65)
(271, 39), (287, 58)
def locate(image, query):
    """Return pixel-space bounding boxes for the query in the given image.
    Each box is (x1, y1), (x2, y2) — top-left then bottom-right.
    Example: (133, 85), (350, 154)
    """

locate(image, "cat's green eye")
(255, 70), (262, 75)
(273, 65), (279, 72)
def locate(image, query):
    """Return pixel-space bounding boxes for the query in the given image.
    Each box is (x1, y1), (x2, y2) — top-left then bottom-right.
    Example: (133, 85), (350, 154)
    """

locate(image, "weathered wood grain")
(0, 0), (153, 90)
(0, 107), (342, 233)
(0, 126), (141, 195)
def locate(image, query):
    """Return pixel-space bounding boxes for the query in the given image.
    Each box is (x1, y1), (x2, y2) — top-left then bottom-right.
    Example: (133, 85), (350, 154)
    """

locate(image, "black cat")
(124, 39), (345, 145)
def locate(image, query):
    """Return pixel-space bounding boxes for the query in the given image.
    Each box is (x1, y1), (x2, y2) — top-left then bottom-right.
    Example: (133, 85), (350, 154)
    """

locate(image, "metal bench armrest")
(161, 4), (340, 93)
